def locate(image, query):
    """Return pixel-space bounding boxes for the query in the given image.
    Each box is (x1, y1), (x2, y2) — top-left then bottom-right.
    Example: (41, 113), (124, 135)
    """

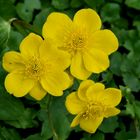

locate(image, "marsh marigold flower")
(65, 80), (122, 133)
(2, 33), (71, 100)
(43, 9), (118, 80)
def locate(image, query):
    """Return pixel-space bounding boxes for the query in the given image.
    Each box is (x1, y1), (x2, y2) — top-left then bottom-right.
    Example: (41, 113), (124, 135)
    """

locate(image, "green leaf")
(63, 9), (75, 19)
(133, 20), (140, 34)
(110, 52), (122, 76)
(84, 0), (104, 9)
(124, 103), (135, 118)
(111, 27), (128, 46)
(16, 3), (33, 22)
(0, 127), (21, 140)
(111, 0), (123, 3)
(0, 0), (16, 20)
(134, 101), (140, 120)
(24, 0), (41, 11)
(81, 133), (91, 140)
(38, 95), (71, 140)
(102, 71), (113, 83)
(115, 129), (136, 140)
(52, 0), (69, 10)
(81, 132), (105, 140)
(91, 132), (105, 140)
(37, 109), (53, 139)
(101, 3), (120, 22)
(0, 87), (37, 129)
(112, 18), (128, 29)
(50, 97), (71, 140)
(41, 119), (53, 139)
(70, 0), (84, 8)
(7, 30), (24, 51)
(23, 134), (42, 140)
(122, 73), (140, 92)
(6, 108), (37, 129)
(0, 91), (25, 120)
(0, 17), (10, 50)
(99, 117), (119, 133)
(125, 0), (140, 10)
(33, 7), (55, 32)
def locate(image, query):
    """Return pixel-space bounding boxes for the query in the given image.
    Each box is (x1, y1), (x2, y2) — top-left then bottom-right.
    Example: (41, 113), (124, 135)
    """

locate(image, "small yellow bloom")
(43, 9), (118, 80)
(3, 33), (71, 100)
(65, 80), (122, 133)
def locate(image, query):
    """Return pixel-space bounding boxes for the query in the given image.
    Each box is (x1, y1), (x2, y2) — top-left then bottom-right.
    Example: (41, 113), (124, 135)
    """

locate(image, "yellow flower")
(42, 8), (118, 80)
(65, 80), (122, 133)
(2, 33), (71, 100)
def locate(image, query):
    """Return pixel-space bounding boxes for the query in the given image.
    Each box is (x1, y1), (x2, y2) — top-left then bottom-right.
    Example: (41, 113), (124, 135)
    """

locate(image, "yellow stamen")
(59, 28), (88, 55)
(24, 56), (45, 80)
(82, 102), (103, 120)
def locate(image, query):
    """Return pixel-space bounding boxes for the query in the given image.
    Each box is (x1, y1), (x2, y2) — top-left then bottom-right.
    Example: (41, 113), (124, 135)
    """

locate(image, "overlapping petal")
(42, 12), (72, 43)
(89, 29), (118, 55)
(41, 71), (70, 96)
(73, 9), (102, 33)
(77, 80), (95, 101)
(71, 114), (81, 127)
(5, 72), (34, 97)
(70, 52), (91, 80)
(2, 51), (25, 72)
(20, 33), (42, 58)
(65, 92), (84, 115)
(40, 40), (71, 70)
(29, 82), (47, 100)
(86, 83), (105, 101)
(101, 88), (122, 107)
(83, 49), (109, 73)
(80, 117), (103, 133)
(104, 108), (120, 118)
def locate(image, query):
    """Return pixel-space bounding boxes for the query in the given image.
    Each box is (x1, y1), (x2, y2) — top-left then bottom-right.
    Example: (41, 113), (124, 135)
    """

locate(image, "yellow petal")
(71, 114), (81, 127)
(5, 72), (34, 97)
(80, 117), (103, 133)
(89, 29), (118, 55)
(65, 92), (84, 115)
(41, 71), (70, 96)
(101, 88), (122, 107)
(83, 49), (109, 73)
(2, 51), (25, 72)
(29, 82), (47, 100)
(40, 40), (71, 70)
(104, 108), (120, 118)
(70, 52), (91, 80)
(73, 9), (101, 33)
(78, 80), (95, 101)
(86, 83), (105, 101)
(42, 12), (72, 43)
(20, 33), (42, 57)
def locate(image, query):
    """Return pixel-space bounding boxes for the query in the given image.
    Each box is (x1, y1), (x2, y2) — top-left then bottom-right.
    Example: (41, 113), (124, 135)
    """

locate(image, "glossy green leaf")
(52, 0), (69, 10)
(99, 117), (119, 133)
(16, 3), (33, 22)
(0, 0), (16, 20)
(0, 17), (10, 49)
(0, 127), (21, 140)
(125, 0), (140, 10)
(24, 0), (41, 11)
(101, 3), (120, 22)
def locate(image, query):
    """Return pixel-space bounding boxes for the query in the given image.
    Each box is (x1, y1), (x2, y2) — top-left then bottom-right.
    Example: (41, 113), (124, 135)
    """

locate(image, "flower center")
(71, 33), (86, 50)
(25, 57), (45, 80)
(59, 28), (88, 55)
(82, 102), (103, 120)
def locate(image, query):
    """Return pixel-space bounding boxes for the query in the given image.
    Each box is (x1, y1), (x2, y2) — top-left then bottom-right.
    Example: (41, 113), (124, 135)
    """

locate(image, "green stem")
(134, 119), (140, 138)
(9, 18), (41, 36)
(47, 95), (59, 140)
